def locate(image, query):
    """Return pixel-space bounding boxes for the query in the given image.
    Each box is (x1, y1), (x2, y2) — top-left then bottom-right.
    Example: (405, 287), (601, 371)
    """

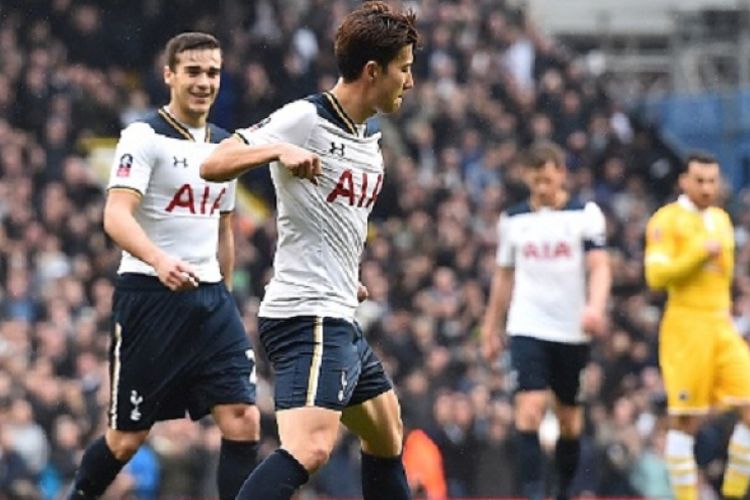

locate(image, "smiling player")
(67, 32), (260, 500)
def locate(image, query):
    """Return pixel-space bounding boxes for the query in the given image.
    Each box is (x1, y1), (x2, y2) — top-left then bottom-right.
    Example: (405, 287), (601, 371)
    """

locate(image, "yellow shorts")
(660, 307), (750, 414)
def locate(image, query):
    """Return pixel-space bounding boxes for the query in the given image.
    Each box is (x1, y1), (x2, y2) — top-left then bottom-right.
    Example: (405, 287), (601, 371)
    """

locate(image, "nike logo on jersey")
(165, 184), (227, 215)
(326, 169), (382, 208)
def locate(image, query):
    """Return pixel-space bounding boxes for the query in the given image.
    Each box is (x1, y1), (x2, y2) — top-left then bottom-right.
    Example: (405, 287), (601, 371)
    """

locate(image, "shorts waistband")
(116, 273), (221, 291)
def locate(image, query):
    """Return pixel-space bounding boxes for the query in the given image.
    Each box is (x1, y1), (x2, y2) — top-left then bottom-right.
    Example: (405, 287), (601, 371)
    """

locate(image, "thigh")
(659, 311), (714, 415)
(260, 316), (362, 411)
(109, 281), (198, 431)
(549, 341), (590, 406)
(186, 285), (256, 420)
(341, 389), (403, 456)
(509, 335), (551, 394)
(714, 320), (750, 408)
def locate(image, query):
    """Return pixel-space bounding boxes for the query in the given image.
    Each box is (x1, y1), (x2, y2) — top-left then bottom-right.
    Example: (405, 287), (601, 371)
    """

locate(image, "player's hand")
(581, 305), (607, 337)
(278, 144), (321, 184)
(481, 327), (503, 364)
(705, 240), (722, 258)
(153, 253), (199, 292)
(357, 283), (369, 303)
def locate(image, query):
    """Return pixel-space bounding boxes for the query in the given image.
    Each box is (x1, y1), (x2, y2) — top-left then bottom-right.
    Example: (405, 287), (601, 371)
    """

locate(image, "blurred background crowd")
(2, 0), (750, 498)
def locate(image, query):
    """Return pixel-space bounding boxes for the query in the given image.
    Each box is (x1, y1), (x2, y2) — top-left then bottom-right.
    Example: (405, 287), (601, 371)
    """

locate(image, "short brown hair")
(334, 1), (420, 81)
(682, 150), (718, 174)
(165, 32), (221, 70)
(521, 142), (566, 169)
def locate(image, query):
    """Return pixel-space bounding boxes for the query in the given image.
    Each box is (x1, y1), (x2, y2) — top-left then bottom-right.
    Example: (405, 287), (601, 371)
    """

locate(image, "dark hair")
(521, 142), (565, 169)
(682, 150), (719, 174)
(165, 32), (221, 70)
(335, 1), (420, 81)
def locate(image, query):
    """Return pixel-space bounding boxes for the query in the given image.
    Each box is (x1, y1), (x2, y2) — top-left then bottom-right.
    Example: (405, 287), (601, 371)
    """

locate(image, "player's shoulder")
(647, 201), (681, 228)
(260, 99), (318, 131)
(304, 92), (380, 138)
(504, 200), (533, 218)
(708, 205), (731, 220)
(207, 123), (232, 143)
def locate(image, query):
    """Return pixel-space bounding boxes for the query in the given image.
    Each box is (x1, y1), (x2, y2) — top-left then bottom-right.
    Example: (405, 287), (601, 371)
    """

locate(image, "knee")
(515, 402), (544, 431)
(557, 409), (583, 438)
(215, 405), (260, 441)
(288, 436), (334, 472)
(105, 430), (148, 461)
(557, 416), (582, 438)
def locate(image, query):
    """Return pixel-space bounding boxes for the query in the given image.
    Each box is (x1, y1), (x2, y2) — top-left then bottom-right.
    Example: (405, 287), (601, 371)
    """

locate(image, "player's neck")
(329, 81), (374, 124)
(530, 190), (568, 210)
(165, 103), (207, 128)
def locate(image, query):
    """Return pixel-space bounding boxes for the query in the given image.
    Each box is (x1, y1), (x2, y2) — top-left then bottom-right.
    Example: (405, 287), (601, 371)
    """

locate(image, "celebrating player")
(200, 3), (419, 499)
(67, 32), (260, 500)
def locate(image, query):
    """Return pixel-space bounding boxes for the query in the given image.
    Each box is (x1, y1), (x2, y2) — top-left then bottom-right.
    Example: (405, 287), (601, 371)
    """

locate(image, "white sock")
(723, 422), (750, 497)
(665, 429), (697, 488)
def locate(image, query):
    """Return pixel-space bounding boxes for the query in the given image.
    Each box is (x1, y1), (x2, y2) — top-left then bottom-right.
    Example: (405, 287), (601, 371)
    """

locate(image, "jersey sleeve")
(220, 179), (237, 213)
(644, 207), (709, 289)
(107, 122), (156, 195)
(583, 202), (607, 251)
(495, 213), (514, 267)
(235, 100), (317, 148)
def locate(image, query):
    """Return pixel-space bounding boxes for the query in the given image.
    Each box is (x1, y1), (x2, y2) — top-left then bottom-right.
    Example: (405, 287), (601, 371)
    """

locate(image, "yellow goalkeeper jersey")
(644, 194), (733, 313)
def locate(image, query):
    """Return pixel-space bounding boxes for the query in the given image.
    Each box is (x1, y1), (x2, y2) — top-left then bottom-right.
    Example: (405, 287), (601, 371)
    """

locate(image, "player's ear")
(364, 61), (379, 82)
(163, 65), (173, 86)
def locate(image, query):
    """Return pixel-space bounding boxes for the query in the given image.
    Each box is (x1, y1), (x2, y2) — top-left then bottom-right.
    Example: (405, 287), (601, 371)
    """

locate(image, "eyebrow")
(184, 65), (221, 71)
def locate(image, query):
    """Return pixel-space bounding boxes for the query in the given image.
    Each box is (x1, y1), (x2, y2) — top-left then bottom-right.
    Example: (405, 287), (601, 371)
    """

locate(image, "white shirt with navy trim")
(107, 110), (236, 283)
(496, 199), (606, 344)
(235, 93), (383, 321)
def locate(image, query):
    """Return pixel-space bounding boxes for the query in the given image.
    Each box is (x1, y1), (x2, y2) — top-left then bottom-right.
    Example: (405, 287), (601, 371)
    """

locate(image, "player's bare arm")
(481, 265), (514, 362)
(218, 212), (235, 290)
(104, 189), (198, 291)
(200, 136), (321, 182)
(582, 248), (611, 336)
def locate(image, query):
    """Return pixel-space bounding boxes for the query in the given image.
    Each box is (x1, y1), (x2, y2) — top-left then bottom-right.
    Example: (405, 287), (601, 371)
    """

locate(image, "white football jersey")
(107, 107), (236, 283)
(236, 92), (384, 320)
(496, 199), (606, 344)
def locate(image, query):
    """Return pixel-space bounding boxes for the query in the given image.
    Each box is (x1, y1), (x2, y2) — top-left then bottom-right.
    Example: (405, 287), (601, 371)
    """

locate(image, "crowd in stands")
(2, 0), (749, 498)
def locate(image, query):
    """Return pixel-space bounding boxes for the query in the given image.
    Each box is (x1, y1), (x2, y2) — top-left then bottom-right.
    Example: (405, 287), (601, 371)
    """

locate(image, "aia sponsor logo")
(326, 169), (382, 208)
(522, 241), (572, 260)
(165, 184), (226, 215)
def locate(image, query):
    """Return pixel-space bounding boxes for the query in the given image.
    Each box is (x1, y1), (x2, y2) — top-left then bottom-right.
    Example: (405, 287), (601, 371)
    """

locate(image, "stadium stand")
(1, 0), (748, 498)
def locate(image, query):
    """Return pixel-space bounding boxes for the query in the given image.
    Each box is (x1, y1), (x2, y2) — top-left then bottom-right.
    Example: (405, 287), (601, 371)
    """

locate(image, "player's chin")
(380, 98), (403, 114)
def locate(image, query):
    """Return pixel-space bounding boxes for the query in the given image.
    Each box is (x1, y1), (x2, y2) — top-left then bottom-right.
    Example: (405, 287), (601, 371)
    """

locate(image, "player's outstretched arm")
(104, 190), (198, 291)
(200, 137), (321, 182)
(582, 249), (611, 336)
(481, 265), (514, 363)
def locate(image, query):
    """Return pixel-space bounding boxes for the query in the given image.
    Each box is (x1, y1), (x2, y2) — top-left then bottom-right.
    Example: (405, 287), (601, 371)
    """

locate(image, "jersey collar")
(158, 106), (211, 142)
(323, 92), (359, 136)
(677, 194), (702, 213)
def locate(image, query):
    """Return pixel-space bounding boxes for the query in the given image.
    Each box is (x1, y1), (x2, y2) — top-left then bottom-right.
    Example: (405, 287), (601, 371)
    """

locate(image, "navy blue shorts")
(108, 274), (256, 431)
(258, 316), (393, 411)
(509, 335), (590, 406)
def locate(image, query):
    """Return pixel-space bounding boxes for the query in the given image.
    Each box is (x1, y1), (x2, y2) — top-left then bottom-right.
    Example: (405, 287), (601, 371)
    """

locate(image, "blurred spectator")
(0, 0), (720, 497)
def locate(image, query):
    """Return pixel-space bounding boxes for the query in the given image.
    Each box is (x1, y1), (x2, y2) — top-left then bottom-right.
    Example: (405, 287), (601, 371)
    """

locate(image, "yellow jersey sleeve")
(644, 205), (711, 290)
